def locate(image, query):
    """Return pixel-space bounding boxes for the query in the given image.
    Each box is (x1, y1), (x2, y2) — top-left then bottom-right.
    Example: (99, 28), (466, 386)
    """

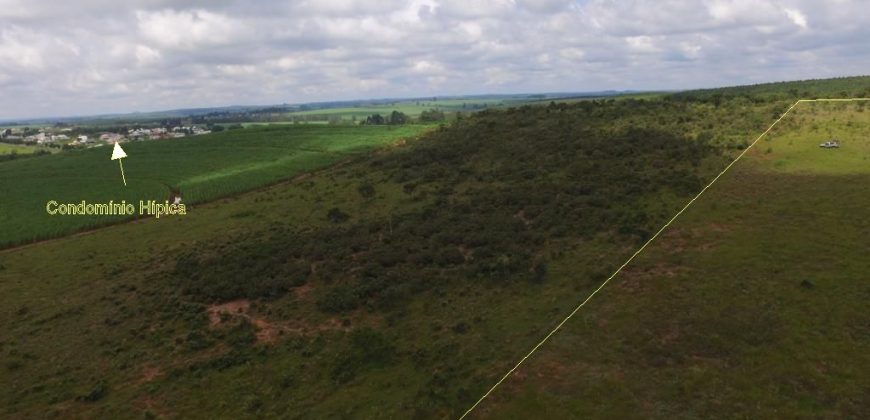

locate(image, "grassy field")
(282, 101), (497, 122)
(277, 96), (579, 122)
(0, 124), (428, 247)
(474, 101), (870, 418)
(0, 143), (40, 155)
(761, 101), (870, 174)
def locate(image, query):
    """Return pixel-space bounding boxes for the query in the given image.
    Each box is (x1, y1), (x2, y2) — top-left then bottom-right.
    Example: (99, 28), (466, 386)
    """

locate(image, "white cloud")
(0, 0), (867, 119)
(559, 48), (585, 60)
(484, 67), (522, 85)
(516, 0), (574, 14)
(625, 36), (659, 53)
(136, 9), (246, 50)
(784, 8), (808, 29)
(412, 60), (446, 74)
(679, 41), (702, 59)
(135, 45), (161, 66)
(0, 31), (45, 70)
(217, 64), (256, 76)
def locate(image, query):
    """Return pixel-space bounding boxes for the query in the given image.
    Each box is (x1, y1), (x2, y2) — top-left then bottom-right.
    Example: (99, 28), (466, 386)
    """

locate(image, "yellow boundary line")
(459, 97), (870, 419)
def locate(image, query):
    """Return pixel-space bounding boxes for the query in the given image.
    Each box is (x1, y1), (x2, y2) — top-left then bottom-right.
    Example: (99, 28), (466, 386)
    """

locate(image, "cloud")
(0, 0), (867, 119)
(625, 36), (660, 53)
(784, 8), (808, 29)
(136, 9), (247, 50)
(135, 45), (161, 66)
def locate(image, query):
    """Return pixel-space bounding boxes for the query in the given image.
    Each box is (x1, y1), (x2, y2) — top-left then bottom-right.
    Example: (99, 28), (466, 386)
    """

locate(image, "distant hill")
(0, 92), (634, 126)
(673, 74), (870, 100)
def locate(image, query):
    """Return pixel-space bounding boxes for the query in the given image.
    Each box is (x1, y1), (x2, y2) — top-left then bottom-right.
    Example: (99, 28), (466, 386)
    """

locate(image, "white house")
(28, 133), (49, 144)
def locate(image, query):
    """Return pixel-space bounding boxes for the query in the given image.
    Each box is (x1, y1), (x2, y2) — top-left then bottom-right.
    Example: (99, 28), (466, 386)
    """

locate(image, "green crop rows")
(0, 124), (428, 247)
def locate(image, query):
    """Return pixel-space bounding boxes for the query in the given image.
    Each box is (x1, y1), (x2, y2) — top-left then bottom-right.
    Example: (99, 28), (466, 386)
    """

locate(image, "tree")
(365, 114), (385, 125)
(388, 110), (408, 125)
(419, 109), (445, 122)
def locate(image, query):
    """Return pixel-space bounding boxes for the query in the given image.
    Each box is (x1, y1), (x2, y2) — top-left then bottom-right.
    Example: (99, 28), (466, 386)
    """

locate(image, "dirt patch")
(618, 262), (689, 293)
(659, 324), (681, 345)
(206, 299), (251, 326)
(251, 316), (350, 344)
(207, 298), (350, 345)
(457, 245), (474, 261)
(133, 395), (167, 418)
(705, 222), (730, 233)
(294, 282), (314, 299)
(140, 366), (161, 383)
(513, 209), (532, 226)
(253, 318), (280, 344)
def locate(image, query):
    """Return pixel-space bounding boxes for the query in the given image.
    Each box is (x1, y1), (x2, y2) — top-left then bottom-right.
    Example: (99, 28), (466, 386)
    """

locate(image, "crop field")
(0, 124), (428, 247)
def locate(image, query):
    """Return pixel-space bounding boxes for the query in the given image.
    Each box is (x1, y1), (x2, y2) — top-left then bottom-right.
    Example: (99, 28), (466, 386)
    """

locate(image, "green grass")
(477, 102), (870, 418)
(0, 124), (428, 247)
(0, 143), (43, 155)
(281, 97), (535, 122)
(760, 102), (870, 174)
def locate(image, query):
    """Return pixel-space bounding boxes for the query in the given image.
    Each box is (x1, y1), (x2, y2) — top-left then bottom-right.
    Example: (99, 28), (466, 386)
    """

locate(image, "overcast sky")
(0, 0), (867, 119)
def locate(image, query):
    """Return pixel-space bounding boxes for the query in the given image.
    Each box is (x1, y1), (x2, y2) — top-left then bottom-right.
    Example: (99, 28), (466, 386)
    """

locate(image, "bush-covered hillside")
(171, 103), (720, 310)
(672, 75), (870, 102)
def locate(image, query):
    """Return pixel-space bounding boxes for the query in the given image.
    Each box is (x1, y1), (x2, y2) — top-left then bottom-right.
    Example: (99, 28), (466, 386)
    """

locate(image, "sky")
(0, 0), (868, 119)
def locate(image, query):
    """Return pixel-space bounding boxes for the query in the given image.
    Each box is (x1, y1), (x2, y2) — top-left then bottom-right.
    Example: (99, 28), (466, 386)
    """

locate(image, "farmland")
(0, 124), (428, 247)
(249, 95), (609, 124)
(0, 77), (869, 419)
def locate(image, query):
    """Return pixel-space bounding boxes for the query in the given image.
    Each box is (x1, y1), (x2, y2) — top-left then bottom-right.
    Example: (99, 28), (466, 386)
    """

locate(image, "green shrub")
(76, 380), (108, 402)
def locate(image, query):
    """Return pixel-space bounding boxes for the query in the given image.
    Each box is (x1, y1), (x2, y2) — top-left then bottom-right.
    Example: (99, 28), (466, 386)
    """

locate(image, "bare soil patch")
(206, 299), (349, 345)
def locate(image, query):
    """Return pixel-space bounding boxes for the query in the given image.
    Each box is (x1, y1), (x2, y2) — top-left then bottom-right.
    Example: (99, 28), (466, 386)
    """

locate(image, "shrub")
(317, 286), (360, 313)
(327, 207), (349, 223)
(77, 380), (108, 402)
(357, 183), (376, 199)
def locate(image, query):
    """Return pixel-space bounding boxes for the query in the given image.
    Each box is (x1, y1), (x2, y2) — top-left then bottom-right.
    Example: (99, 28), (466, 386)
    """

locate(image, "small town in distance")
(0, 123), (213, 150)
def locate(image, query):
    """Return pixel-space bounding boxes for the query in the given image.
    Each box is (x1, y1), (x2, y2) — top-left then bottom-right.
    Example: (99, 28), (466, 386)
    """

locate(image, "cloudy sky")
(0, 0), (867, 119)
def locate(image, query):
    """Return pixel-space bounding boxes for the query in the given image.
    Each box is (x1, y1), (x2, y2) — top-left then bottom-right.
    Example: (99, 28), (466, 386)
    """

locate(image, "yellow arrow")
(111, 142), (128, 186)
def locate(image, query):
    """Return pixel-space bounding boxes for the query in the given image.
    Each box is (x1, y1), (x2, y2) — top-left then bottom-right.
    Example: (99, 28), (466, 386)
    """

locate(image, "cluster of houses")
(1, 125), (213, 148)
(128, 126), (211, 140)
(0, 128), (71, 145)
(29, 132), (72, 145)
